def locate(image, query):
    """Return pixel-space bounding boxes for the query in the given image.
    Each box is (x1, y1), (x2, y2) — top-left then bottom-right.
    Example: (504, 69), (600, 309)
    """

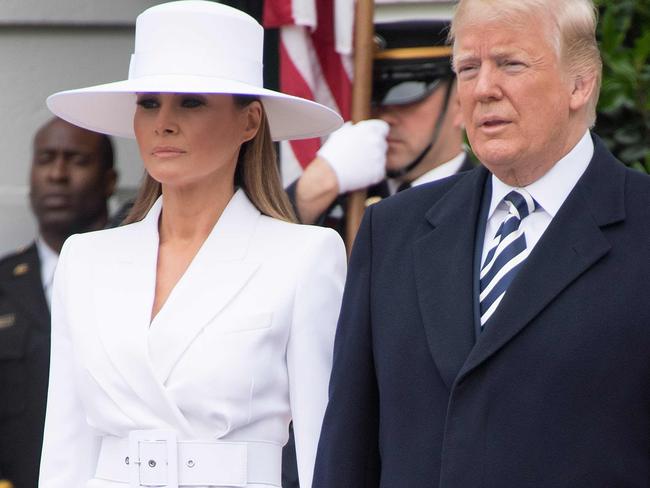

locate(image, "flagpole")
(345, 0), (375, 254)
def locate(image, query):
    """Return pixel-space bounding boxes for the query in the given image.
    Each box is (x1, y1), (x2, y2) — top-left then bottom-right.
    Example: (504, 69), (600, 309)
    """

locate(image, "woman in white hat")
(39, 2), (345, 488)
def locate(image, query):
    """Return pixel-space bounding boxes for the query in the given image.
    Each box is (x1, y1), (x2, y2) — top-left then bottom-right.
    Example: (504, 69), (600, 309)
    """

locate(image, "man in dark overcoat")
(314, 0), (650, 486)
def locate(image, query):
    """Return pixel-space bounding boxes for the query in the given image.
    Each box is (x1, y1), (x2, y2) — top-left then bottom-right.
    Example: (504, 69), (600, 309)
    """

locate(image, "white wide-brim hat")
(47, 1), (343, 141)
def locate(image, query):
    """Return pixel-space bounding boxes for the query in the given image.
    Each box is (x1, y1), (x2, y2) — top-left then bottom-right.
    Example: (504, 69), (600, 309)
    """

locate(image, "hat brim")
(46, 75), (343, 141)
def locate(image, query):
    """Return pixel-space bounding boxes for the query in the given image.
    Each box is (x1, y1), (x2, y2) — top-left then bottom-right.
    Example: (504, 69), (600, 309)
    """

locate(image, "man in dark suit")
(314, 0), (650, 486)
(0, 117), (116, 488)
(287, 18), (474, 231)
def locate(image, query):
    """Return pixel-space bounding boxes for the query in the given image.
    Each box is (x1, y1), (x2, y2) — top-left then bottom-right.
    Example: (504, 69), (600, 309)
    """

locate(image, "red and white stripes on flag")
(263, 0), (353, 186)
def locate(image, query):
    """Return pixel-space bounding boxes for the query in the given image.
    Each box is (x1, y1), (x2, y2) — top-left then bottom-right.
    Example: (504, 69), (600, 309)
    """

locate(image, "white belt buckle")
(128, 429), (179, 488)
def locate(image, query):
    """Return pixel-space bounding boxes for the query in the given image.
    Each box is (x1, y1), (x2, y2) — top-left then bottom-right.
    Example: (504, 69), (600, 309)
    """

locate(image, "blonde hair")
(450, 0), (602, 125)
(123, 95), (296, 225)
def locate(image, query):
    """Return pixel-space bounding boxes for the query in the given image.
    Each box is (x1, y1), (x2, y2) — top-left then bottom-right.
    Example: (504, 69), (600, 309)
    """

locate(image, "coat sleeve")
(287, 228), (346, 488)
(313, 208), (381, 488)
(39, 236), (100, 487)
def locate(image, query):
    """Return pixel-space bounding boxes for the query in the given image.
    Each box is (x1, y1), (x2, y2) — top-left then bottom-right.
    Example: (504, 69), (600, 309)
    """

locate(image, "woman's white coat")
(39, 190), (346, 487)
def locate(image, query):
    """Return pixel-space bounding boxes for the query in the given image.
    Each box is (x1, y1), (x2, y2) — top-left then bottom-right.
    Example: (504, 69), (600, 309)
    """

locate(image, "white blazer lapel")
(148, 189), (262, 384)
(90, 198), (193, 431)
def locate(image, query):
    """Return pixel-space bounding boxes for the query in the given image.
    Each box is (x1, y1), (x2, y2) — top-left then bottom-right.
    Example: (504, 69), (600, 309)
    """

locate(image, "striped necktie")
(479, 189), (537, 329)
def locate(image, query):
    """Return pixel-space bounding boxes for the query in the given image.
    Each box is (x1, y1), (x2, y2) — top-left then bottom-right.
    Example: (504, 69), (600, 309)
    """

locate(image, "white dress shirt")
(481, 131), (594, 266)
(387, 151), (467, 194)
(36, 237), (59, 308)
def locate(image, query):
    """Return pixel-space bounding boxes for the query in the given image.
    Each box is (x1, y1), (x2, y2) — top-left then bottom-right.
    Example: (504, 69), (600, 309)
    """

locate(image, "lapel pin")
(0, 314), (15, 330)
(13, 263), (29, 276)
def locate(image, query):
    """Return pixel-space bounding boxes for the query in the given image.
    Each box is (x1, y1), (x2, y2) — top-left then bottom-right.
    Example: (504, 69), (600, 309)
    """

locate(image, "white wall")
(0, 1), (164, 255)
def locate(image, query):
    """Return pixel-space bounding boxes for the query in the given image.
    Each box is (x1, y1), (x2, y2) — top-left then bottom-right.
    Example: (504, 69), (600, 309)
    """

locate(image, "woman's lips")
(151, 146), (186, 158)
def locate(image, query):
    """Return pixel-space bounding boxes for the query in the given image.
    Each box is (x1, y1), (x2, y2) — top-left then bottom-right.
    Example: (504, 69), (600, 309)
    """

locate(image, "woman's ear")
(241, 101), (262, 143)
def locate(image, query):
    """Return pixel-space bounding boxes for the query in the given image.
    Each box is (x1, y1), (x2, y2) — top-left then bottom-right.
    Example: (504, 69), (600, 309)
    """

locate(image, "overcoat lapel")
(412, 167), (489, 389)
(458, 140), (626, 382)
(91, 197), (191, 429)
(148, 190), (261, 383)
(90, 190), (262, 430)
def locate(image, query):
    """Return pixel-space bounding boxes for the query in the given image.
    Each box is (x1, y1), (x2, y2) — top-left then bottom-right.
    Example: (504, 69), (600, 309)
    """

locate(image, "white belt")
(95, 430), (282, 487)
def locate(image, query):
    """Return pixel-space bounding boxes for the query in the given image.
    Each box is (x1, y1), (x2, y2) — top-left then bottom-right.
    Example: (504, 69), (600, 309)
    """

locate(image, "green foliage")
(594, 0), (650, 173)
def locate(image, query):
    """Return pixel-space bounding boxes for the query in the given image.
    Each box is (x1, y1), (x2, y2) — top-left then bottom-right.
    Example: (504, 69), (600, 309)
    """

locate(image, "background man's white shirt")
(387, 151), (467, 194)
(36, 237), (58, 308)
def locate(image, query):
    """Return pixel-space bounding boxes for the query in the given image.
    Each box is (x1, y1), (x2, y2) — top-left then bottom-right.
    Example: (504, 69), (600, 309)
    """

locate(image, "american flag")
(263, 0), (354, 186)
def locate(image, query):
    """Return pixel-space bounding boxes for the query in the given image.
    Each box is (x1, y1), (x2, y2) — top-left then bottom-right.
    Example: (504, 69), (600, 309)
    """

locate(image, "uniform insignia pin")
(13, 263), (29, 276)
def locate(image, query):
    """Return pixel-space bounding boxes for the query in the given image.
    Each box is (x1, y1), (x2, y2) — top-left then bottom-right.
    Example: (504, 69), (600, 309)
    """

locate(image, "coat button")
(148, 460), (156, 468)
(187, 459), (195, 468)
(125, 456), (130, 465)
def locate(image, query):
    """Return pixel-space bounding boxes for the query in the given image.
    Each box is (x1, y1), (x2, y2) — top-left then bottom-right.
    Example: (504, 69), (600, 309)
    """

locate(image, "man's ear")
(242, 101), (262, 143)
(569, 72), (597, 113)
(104, 168), (118, 198)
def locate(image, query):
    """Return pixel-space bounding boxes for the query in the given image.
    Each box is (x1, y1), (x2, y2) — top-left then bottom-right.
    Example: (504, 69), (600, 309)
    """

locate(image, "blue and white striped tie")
(480, 189), (537, 329)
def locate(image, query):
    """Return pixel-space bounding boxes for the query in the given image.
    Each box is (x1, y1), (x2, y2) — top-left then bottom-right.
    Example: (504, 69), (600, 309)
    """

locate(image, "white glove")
(317, 119), (389, 193)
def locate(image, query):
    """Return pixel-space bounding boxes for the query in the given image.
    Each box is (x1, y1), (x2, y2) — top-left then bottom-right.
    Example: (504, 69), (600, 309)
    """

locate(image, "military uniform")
(0, 244), (50, 488)
(285, 15), (475, 241)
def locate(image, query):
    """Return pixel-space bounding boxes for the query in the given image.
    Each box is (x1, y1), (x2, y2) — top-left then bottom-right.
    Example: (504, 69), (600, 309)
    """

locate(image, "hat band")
(128, 50), (263, 87)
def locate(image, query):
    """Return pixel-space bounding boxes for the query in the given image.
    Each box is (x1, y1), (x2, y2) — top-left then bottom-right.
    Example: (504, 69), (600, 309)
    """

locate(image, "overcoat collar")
(414, 136), (626, 389)
(90, 189), (261, 432)
(413, 167), (489, 389)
